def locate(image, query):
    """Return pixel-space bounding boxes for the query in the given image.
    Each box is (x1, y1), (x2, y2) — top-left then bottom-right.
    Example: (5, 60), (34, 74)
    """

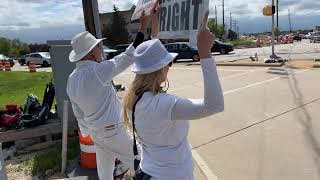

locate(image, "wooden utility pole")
(82, 0), (97, 36)
(82, 0), (104, 56)
(288, 9), (292, 33)
(222, 0), (225, 31)
(82, 0), (103, 39)
(276, 0), (279, 28)
(229, 12), (232, 31)
(215, 5), (218, 27)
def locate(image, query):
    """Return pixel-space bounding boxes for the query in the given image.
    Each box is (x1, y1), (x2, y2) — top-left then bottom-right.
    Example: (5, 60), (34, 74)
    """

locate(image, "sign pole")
(271, 0), (275, 57)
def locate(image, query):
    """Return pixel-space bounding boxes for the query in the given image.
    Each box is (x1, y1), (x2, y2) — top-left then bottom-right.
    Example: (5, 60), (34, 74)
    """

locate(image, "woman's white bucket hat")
(69, 31), (105, 62)
(132, 39), (178, 74)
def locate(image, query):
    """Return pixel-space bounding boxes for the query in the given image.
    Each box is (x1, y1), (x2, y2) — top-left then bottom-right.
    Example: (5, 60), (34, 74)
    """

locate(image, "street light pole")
(271, 0), (275, 57)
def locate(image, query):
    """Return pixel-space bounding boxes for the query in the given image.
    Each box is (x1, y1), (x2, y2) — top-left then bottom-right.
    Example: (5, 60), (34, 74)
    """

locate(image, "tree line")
(0, 37), (49, 58)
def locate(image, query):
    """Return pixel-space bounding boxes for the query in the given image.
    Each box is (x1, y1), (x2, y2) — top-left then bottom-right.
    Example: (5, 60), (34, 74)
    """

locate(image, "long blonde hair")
(123, 68), (165, 128)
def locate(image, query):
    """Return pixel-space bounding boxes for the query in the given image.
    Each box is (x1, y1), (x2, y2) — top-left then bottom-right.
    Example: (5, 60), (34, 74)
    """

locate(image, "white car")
(310, 32), (320, 43)
(26, 52), (51, 67)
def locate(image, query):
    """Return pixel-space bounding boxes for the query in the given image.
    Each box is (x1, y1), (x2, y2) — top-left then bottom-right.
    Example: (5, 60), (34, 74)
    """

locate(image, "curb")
(187, 62), (284, 67)
(216, 62), (284, 67)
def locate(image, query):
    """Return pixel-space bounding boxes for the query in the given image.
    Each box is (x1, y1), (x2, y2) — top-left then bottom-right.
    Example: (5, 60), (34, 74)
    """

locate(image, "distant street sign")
(263, 5), (275, 16)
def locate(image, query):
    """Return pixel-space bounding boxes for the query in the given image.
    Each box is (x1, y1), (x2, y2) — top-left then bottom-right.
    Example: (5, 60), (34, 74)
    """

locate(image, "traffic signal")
(263, 5), (275, 16)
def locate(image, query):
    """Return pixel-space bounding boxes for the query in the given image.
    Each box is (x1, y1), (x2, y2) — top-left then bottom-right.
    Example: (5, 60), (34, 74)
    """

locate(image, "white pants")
(90, 125), (140, 180)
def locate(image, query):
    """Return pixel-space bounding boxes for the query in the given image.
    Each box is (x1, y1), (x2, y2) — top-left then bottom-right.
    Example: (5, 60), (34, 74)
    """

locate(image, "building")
(315, 26), (320, 31)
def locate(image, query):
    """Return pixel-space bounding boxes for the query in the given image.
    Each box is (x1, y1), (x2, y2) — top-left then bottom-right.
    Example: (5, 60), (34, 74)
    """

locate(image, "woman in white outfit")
(123, 13), (224, 180)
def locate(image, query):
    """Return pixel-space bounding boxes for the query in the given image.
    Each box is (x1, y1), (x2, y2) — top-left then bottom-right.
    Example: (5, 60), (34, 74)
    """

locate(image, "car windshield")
(39, 52), (50, 58)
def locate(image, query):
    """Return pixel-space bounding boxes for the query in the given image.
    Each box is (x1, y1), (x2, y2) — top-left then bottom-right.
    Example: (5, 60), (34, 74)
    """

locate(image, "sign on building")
(158, 0), (209, 39)
(131, 0), (158, 21)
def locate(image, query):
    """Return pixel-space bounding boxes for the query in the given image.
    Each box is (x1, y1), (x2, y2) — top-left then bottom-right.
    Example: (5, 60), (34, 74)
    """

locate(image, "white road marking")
(168, 70), (260, 93)
(223, 69), (308, 95)
(191, 145), (219, 180)
(190, 69), (309, 180)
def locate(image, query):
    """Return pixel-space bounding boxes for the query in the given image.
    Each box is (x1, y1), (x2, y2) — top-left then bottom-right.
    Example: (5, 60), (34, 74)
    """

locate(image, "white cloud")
(1, 0), (319, 42)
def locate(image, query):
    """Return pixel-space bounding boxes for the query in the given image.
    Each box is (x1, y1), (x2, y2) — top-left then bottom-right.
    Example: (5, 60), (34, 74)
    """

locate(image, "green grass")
(0, 72), (52, 108)
(27, 138), (80, 176)
(230, 39), (255, 47)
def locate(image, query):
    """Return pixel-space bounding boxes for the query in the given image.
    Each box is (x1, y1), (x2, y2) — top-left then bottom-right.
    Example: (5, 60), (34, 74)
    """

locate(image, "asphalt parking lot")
(8, 41), (320, 179)
(115, 62), (320, 180)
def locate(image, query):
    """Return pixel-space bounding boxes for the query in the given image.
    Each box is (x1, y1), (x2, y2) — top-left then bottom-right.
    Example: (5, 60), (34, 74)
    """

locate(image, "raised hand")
(197, 11), (214, 59)
(151, 0), (160, 38)
(139, 11), (150, 33)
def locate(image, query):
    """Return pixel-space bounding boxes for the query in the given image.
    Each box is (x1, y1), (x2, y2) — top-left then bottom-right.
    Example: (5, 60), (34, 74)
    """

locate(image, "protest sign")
(158, 0), (209, 39)
(131, 0), (158, 21)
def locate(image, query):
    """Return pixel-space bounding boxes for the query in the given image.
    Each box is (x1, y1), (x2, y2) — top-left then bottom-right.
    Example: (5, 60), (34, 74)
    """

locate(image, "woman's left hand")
(139, 11), (150, 33)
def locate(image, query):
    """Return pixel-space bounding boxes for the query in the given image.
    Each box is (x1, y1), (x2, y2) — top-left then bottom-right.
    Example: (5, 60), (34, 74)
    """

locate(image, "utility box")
(48, 40), (78, 130)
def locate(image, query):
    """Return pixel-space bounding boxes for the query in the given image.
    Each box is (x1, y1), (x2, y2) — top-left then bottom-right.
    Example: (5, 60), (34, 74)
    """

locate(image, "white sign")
(158, 0), (209, 39)
(131, 0), (158, 21)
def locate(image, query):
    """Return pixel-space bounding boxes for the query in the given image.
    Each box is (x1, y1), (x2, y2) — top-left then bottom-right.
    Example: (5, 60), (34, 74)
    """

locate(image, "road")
(114, 62), (320, 180)
(5, 40), (319, 179)
(212, 39), (320, 62)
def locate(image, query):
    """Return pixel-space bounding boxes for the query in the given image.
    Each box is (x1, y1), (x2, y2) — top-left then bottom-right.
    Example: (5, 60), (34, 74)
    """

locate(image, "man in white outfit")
(66, 15), (149, 179)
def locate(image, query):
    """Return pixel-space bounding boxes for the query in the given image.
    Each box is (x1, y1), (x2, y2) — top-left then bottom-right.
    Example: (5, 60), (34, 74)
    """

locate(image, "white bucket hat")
(69, 31), (105, 62)
(132, 39), (178, 74)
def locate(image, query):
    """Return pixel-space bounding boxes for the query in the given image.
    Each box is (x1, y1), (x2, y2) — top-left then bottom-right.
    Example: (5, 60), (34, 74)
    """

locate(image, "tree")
(0, 37), (10, 56)
(102, 5), (131, 47)
(274, 27), (281, 36)
(208, 18), (225, 39)
(227, 29), (238, 40)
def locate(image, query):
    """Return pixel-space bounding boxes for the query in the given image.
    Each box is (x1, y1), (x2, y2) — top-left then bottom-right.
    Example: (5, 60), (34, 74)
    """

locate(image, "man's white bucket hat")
(69, 31), (105, 62)
(132, 39), (178, 74)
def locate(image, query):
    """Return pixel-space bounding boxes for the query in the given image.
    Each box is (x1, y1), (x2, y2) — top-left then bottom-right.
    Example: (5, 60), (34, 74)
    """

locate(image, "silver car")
(26, 52), (51, 67)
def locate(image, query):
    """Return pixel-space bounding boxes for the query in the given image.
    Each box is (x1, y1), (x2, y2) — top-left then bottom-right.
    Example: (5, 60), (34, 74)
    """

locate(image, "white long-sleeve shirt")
(67, 45), (135, 135)
(132, 57), (224, 180)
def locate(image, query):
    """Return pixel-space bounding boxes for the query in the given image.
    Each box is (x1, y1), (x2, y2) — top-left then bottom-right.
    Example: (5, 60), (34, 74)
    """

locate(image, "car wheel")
(42, 61), (49, 67)
(220, 49), (226, 54)
(192, 55), (200, 62)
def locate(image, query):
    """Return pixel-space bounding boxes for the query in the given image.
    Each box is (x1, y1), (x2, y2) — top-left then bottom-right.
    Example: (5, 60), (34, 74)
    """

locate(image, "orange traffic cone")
(4, 61), (11, 71)
(0, 61), (3, 71)
(78, 130), (97, 169)
(29, 61), (36, 73)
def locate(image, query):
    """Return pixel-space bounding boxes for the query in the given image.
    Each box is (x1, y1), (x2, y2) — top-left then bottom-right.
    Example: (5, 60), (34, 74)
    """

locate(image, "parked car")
(211, 40), (234, 54)
(310, 32), (320, 43)
(0, 54), (15, 67)
(293, 35), (302, 41)
(102, 45), (118, 60)
(18, 54), (30, 66)
(26, 52), (51, 67)
(164, 42), (200, 62)
(114, 44), (131, 55)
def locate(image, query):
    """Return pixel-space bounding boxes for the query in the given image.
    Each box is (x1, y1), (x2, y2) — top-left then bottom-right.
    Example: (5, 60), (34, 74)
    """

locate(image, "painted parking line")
(168, 69), (262, 93)
(190, 69), (309, 180)
(191, 146), (219, 180)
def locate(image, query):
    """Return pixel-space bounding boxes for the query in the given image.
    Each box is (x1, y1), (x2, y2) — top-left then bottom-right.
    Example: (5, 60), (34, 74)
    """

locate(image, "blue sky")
(0, 0), (319, 43)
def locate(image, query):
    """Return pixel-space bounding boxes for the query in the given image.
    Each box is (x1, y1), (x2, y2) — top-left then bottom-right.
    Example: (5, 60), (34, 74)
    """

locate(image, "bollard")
(0, 143), (8, 180)
(61, 100), (69, 175)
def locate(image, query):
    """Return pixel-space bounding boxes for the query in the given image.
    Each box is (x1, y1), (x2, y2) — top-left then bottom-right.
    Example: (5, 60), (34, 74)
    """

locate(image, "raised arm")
(94, 13), (150, 85)
(171, 11), (224, 120)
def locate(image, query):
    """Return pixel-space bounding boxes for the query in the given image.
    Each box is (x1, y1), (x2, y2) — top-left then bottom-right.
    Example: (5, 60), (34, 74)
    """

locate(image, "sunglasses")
(169, 61), (173, 67)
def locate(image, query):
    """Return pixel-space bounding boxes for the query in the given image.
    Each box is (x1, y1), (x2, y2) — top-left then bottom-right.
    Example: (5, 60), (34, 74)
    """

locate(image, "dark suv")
(211, 40), (234, 54)
(114, 44), (131, 55)
(18, 54), (30, 66)
(164, 42), (199, 62)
